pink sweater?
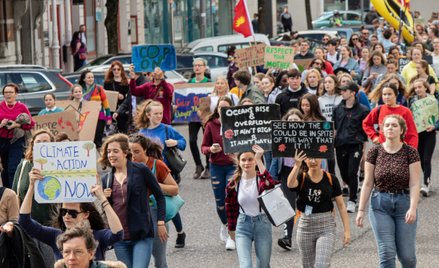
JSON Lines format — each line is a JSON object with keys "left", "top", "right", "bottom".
{"left": 0, "top": 101, "right": 35, "bottom": 139}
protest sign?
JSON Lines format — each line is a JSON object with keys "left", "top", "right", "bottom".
{"left": 33, "top": 110, "right": 79, "bottom": 140}
{"left": 220, "top": 104, "right": 280, "bottom": 154}
{"left": 132, "top": 44, "right": 176, "bottom": 72}
{"left": 410, "top": 95, "right": 439, "bottom": 133}
{"left": 57, "top": 100, "right": 101, "bottom": 141}
{"left": 264, "top": 46, "right": 295, "bottom": 69}
{"left": 271, "top": 121, "right": 334, "bottom": 158}
{"left": 173, "top": 83, "right": 215, "bottom": 123}
{"left": 398, "top": 57, "right": 410, "bottom": 73}
{"left": 33, "top": 141, "right": 97, "bottom": 203}
{"left": 104, "top": 90, "right": 119, "bottom": 112}
{"left": 235, "top": 44, "right": 266, "bottom": 68}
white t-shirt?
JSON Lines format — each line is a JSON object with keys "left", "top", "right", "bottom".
{"left": 432, "top": 53, "right": 439, "bottom": 77}
{"left": 238, "top": 177, "right": 260, "bottom": 216}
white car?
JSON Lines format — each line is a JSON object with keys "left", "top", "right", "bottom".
{"left": 186, "top": 34, "right": 270, "bottom": 53}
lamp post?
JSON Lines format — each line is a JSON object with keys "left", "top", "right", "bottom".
{"left": 51, "top": 0, "right": 60, "bottom": 68}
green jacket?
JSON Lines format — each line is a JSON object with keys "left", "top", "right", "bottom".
{"left": 12, "top": 159, "right": 58, "bottom": 226}
{"left": 239, "top": 84, "right": 266, "bottom": 105}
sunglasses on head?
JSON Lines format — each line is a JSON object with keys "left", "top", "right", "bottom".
{"left": 60, "top": 208, "right": 83, "bottom": 218}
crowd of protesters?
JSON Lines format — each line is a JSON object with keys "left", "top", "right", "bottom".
{"left": 1, "top": 9, "right": 439, "bottom": 268}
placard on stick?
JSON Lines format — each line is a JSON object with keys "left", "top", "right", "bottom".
{"left": 132, "top": 44, "right": 177, "bottom": 72}
{"left": 271, "top": 121, "right": 334, "bottom": 158}
{"left": 220, "top": 104, "right": 280, "bottom": 154}
{"left": 264, "top": 46, "right": 295, "bottom": 69}
{"left": 235, "top": 44, "right": 266, "bottom": 68}
{"left": 33, "top": 141, "right": 97, "bottom": 203}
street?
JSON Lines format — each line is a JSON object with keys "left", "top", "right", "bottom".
{"left": 106, "top": 125, "right": 439, "bottom": 268}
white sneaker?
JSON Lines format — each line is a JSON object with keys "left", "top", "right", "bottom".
{"left": 420, "top": 184, "right": 430, "bottom": 197}
{"left": 225, "top": 236, "right": 236, "bottom": 251}
{"left": 220, "top": 224, "right": 228, "bottom": 242}
{"left": 347, "top": 201, "right": 356, "bottom": 213}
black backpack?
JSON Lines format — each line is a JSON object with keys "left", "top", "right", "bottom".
{"left": 0, "top": 186, "right": 5, "bottom": 200}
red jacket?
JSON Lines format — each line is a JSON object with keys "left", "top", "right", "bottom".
{"left": 362, "top": 104, "right": 418, "bottom": 148}
{"left": 225, "top": 170, "right": 278, "bottom": 231}
{"left": 130, "top": 79, "right": 174, "bottom": 124}
{"left": 201, "top": 118, "right": 234, "bottom": 166}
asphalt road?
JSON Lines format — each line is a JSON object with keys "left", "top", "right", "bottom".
{"left": 105, "top": 125, "right": 439, "bottom": 268}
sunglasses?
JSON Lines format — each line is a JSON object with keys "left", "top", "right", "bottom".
{"left": 113, "top": 68, "right": 121, "bottom": 71}
{"left": 352, "top": 38, "right": 359, "bottom": 41}
{"left": 60, "top": 208, "right": 83, "bottom": 218}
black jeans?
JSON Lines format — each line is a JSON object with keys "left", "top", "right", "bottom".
{"left": 188, "top": 121, "right": 209, "bottom": 168}
{"left": 336, "top": 144, "right": 363, "bottom": 202}
{"left": 94, "top": 119, "right": 106, "bottom": 148}
{"left": 418, "top": 130, "right": 436, "bottom": 185}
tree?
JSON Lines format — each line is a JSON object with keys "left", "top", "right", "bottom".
{"left": 83, "top": 142, "right": 95, "bottom": 157}
{"left": 305, "top": 0, "right": 312, "bottom": 29}
{"left": 34, "top": 159, "right": 48, "bottom": 170}
{"left": 105, "top": 0, "right": 119, "bottom": 54}
{"left": 258, "top": 0, "right": 265, "bottom": 34}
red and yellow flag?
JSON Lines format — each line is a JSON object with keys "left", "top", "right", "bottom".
{"left": 233, "top": 0, "right": 253, "bottom": 37}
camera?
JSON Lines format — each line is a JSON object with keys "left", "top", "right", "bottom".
{"left": 3, "top": 121, "right": 13, "bottom": 128}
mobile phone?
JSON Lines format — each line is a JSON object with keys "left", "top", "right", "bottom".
{"left": 212, "top": 143, "right": 220, "bottom": 148}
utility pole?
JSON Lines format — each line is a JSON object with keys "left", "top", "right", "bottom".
{"left": 51, "top": 0, "right": 60, "bottom": 68}
{"left": 200, "top": 0, "right": 206, "bottom": 38}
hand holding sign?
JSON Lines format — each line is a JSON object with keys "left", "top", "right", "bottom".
{"left": 252, "top": 144, "right": 265, "bottom": 160}
{"left": 29, "top": 168, "right": 43, "bottom": 186}
{"left": 294, "top": 150, "right": 307, "bottom": 166}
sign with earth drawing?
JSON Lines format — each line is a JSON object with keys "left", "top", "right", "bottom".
{"left": 33, "top": 141, "right": 97, "bottom": 203}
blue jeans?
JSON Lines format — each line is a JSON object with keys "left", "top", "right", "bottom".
{"left": 151, "top": 205, "right": 169, "bottom": 268}
{"left": 369, "top": 191, "right": 417, "bottom": 268}
{"left": 235, "top": 214, "right": 272, "bottom": 268}
{"left": 210, "top": 163, "right": 235, "bottom": 224}
{"left": 114, "top": 237, "right": 154, "bottom": 268}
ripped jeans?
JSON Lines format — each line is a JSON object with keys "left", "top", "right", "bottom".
{"left": 210, "top": 163, "right": 235, "bottom": 224}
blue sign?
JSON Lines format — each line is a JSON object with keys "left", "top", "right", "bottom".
{"left": 132, "top": 44, "right": 177, "bottom": 72}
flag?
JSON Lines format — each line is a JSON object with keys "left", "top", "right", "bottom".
{"left": 401, "top": 0, "right": 410, "bottom": 10}
{"left": 233, "top": 0, "right": 253, "bottom": 37}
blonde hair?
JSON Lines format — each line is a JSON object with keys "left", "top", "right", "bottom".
{"left": 369, "top": 74, "right": 406, "bottom": 103}
{"left": 134, "top": 100, "right": 163, "bottom": 129}
{"left": 213, "top": 76, "right": 230, "bottom": 95}
{"left": 305, "top": 69, "right": 322, "bottom": 88}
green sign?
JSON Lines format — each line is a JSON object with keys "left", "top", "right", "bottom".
{"left": 264, "top": 46, "right": 294, "bottom": 69}
{"left": 410, "top": 95, "right": 438, "bottom": 133}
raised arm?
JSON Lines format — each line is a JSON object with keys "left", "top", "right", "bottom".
{"left": 287, "top": 150, "right": 307, "bottom": 189}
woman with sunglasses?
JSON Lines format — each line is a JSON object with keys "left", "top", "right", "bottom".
{"left": 104, "top": 61, "right": 131, "bottom": 134}
{"left": 18, "top": 169, "right": 123, "bottom": 261}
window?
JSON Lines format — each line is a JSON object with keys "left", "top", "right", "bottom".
{"left": 346, "top": 13, "right": 361, "bottom": 21}
{"left": 194, "top": 46, "right": 214, "bottom": 52}
{"left": 17, "top": 73, "right": 52, "bottom": 93}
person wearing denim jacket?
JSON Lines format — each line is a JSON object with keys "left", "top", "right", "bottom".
{"left": 225, "top": 145, "right": 278, "bottom": 268}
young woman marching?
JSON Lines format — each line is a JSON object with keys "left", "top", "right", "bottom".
{"left": 287, "top": 151, "right": 350, "bottom": 268}
{"left": 225, "top": 145, "right": 278, "bottom": 268}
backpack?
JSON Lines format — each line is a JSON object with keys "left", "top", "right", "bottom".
{"left": 0, "top": 186, "right": 5, "bottom": 200}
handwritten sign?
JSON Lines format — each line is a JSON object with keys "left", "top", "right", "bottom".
{"left": 410, "top": 95, "right": 439, "bottom": 133}
{"left": 173, "top": 83, "right": 215, "bottom": 123}
{"left": 264, "top": 46, "right": 295, "bottom": 69}
{"left": 220, "top": 104, "right": 280, "bottom": 154}
{"left": 271, "top": 121, "right": 334, "bottom": 158}
{"left": 32, "top": 110, "right": 79, "bottom": 140}
{"left": 235, "top": 44, "right": 266, "bottom": 68}
{"left": 132, "top": 44, "right": 177, "bottom": 72}
{"left": 399, "top": 57, "right": 410, "bottom": 73}
{"left": 33, "top": 141, "right": 97, "bottom": 203}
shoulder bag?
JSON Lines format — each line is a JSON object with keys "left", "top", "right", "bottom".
{"left": 257, "top": 184, "right": 295, "bottom": 227}
{"left": 15, "top": 160, "right": 28, "bottom": 205}
{"left": 163, "top": 126, "right": 187, "bottom": 174}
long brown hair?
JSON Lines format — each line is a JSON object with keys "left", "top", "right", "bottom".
{"left": 369, "top": 74, "right": 406, "bottom": 103}
{"left": 25, "top": 129, "right": 55, "bottom": 162}
{"left": 99, "top": 133, "right": 132, "bottom": 168}
{"left": 204, "top": 96, "right": 233, "bottom": 127}
{"left": 128, "top": 133, "right": 164, "bottom": 160}
{"left": 134, "top": 100, "right": 163, "bottom": 129}
{"left": 52, "top": 203, "right": 106, "bottom": 232}
{"left": 104, "top": 61, "right": 129, "bottom": 85}
{"left": 298, "top": 93, "right": 326, "bottom": 121}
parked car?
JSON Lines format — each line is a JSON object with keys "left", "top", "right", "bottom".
{"left": 0, "top": 65, "right": 73, "bottom": 115}
{"left": 270, "top": 30, "right": 339, "bottom": 46}
{"left": 76, "top": 53, "right": 131, "bottom": 73}
{"left": 312, "top": 11, "right": 363, "bottom": 29}
{"left": 176, "top": 52, "right": 229, "bottom": 80}
{"left": 183, "top": 34, "right": 270, "bottom": 53}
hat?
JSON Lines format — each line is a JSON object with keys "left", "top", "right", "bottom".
{"left": 334, "top": 67, "right": 350, "bottom": 75}
{"left": 340, "top": 82, "right": 359, "bottom": 93}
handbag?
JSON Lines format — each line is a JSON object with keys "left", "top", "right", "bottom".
{"left": 163, "top": 126, "right": 187, "bottom": 174}
{"left": 15, "top": 160, "right": 28, "bottom": 206}
{"left": 79, "top": 52, "right": 87, "bottom": 60}
{"left": 151, "top": 160, "right": 185, "bottom": 222}
{"left": 257, "top": 184, "right": 295, "bottom": 227}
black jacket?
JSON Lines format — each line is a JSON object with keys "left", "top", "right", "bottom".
{"left": 275, "top": 84, "right": 308, "bottom": 116}
{"left": 102, "top": 161, "right": 165, "bottom": 240}
{"left": 0, "top": 223, "right": 45, "bottom": 268}
{"left": 333, "top": 98, "right": 369, "bottom": 147}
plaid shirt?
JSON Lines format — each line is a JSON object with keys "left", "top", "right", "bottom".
{"left": 225, "top": 169, "right": 278, "bottom": 231}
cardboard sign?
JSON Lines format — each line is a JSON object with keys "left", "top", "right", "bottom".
{"left": 173, "top": 83, "right": 215, "bottom": 123}
{"left": 57, "top": 100, "right": 101, "bottom": 142}
{"left": 132, "top": 44, "right": 177, "bottom": 72}
{"left": 33, "top": 110, "right": 79, "bottom": 140}
{"left": 235, "top": 44, "right": 266, "bottom": 68}
{"left": 264, "top": 46, "right": 295, "bottom": 69}
{"left": 33, "top": 141, "right": 97, "bottom": 203}
{"left": 410, "top": 95, "right": 439, "bottom": 133}
{"left": 399, "top": 57, "right": 410, "bottom": 73}
{"left": 220, "top": 104, "right": 280, "bottom": 154}
{"left": 271, "top": 121, "right": 334, "bottom": 158}
{"left": 104, "top": 90, "right": 119, "bottom": 112}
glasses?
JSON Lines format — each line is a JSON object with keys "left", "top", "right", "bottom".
{"left": 194, "top": 64, "right": 205, "bottom": 67}
{"left": 112, "top": 68, "right": 121, "bottom": 71}
{"left": 323, "top": 38, "right": 329, "bottom": 41}
{"left": 62, "top": 249, "right": 87, "bottom": 257}
{"left": 352, "top": 38, "right": 359, "bottom": 41}
{"left": 362, "top": 32, "right": 369, "bottom": 35}
{"left": 60, "top": 208, "right": 83, "bottom": 218}
{"left": 3, "top": 91, "right": 15, "bottom": 94}
{"left": 313, "top": 62, "right": 323, "bottom": 66}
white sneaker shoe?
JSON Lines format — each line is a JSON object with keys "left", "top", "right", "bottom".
{"left": 347, "top": 201, "right": 356, "bottom": 213}
{"left": 220, "top": 224, "right": 228, "bottom": 242}
{"left": 420, "top": 184, "right": 430, "bottom": 197}
{"left": 225, "top": 236, "right": 236, "bottom": 251}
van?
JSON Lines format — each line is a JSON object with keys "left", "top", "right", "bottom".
{"left": 186, "top": 34, "right": 270, "bottom": 53}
